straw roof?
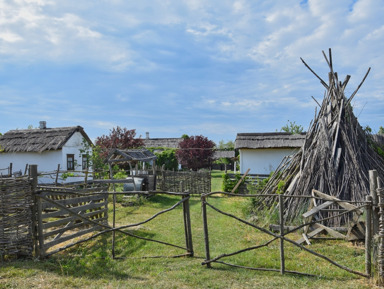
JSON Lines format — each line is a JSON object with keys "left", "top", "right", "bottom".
{"left": 235, "top": 132, "right": 306, "bottom": 149}
{"left": 212, "top": 150, "right": 235, "bottom": 159}
{"left": 107, "top": 148, "right": 157, "bottom": 163}
{"left": 0, "top": 126, "right": 92, "bottom": 153}
{"left": 143, "top": 137, "right": 183, "bottom": 149}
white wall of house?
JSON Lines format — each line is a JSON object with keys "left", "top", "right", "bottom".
{"left": 239, "top": 148, "right": 298, "bottom": 175}
{"left": 0, "top": 150, "right": 62, "bottom": 174}
{"left": 0, "top": 132, "right": 92, "bottom": 183}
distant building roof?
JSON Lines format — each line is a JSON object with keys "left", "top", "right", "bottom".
{"left": 235, "top": 132, "right": 306, "bottom": 149}
{"left": 141, "top": 132, "right": 182, "bottom": 149}
{"left": 0, "top": 125, "right": 93, "bottom": 153}
{"left": 107, "top": 148, "right": 157, "bottom": 163}
{"left": 143, "top": 138, "right": 183, "bottom": 149}
{"left": 213, "top": 150, "right": 235, "bottom": 159}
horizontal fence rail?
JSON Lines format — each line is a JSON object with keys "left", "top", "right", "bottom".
{"left": 35, "top": 187, "right": 108, "bottom": 258}
{"left": 201, "top": 191, "right": 370, "bottom": 278}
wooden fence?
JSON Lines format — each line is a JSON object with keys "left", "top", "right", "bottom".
{"left": 0, "top": 176, "right": 33, "bottom": 258}
{"left": 34, "top": 187, "right": 108, "bottom": 258}
{"left": 201, "top": 191, "right": 370, "bottom": 278}
{"left": 157, "top": 170, "right": 211, "bottom": 194}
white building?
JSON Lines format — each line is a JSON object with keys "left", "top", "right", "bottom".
{"left": 0, "top": 121, "right": 93, "bottom": 183}
{"left": 235, "top": 132, "right": 305, "bottom": 176}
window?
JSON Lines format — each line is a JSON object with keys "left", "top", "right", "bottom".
{"left": 67, "top": 154, "right": 75, "bottom": 170}
{"left": 82, "top": 154, "right": 89, "bottom": 170}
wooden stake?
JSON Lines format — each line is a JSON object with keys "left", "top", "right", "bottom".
{"left": 202, "top": 195, "right": 211, "bottom": 268}
{"left": 365, "top": 195, "right": 372, "bottom": 277}
{"left": 279, "top": 194, "right": 285, "bottom": 275}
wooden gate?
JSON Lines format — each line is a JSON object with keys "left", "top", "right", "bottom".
{"left": 35, "top": 187, "right": 108, "bottom": 258}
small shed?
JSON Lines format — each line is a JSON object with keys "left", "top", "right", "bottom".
{"left": 107, "top": 148, "right": 157, "bottom": 190}
{"left": 235, "top": 132, "right": 305, "bottom": 175}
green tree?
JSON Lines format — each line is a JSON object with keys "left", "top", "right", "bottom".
{"left": 281, "top": 120, "right": 304, "bottom": 134}
{"left": 154, "top": 148, "right": 178, "bottom": 170}
{"left": 215, "top": 140, "right": 235, "bottom": 173}
{"left": 379, "top": 126, "right": 384, "bottom": 135}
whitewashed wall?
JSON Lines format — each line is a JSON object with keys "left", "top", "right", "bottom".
{"left": 0, "top": 131, "right": 92, "bottom": 183}
{"left": 239, "top": 148, "right": 298, "bottom": 175}
{"left": 0, "top": 150, "right": 61, "bottom": 174}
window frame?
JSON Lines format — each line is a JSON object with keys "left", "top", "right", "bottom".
{"left": 67, "top": 154, "right": 75, "bottom": 171}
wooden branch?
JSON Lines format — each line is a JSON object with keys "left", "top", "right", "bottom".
{"left": 347, "top": 67, "right": 371, "bottom": 105}
{"left": 301, "top": 57, "right": 329, "bottom": 89}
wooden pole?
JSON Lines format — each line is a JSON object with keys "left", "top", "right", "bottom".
{"left": 55, "top": 164, "right": 60, "bottom": 186}
{"left": 377, "top": 178, "right": 384, "bottom": 285}
{"left": 109, "top": 163, "right": 116, "bottom": 259}
{"left": 279, "top": 194, "right": 285, "bottom": 275}
{"left": 231, "top": 168, "right": 250, "bottom": 194}
{"left": 30, "top": 165, "right": 39, "bottom": 258}
{"left": 181, "top": 182, "right": 193, "bottom": 256}
{"left": 202, "top": 195, "right": 211, "bottom": 268}
{"left": 9, "top": 163, "right": 12, "bottom": 176}
{"left": 369, "top": 170, "right": 379, "bottom": 235}
{"left": 365, "top": 195, "right": 372, "bottom": 277}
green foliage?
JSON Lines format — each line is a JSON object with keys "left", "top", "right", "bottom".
{"left": 61, "top": 172, "right": 76, "bottom": 180}
{"left": 216, "top": 140, "right": 235, "bottom": 150}
{"left": 280, "top": 120, "right": 304, "bottom": 134}
{"left": 364, "top": 125, "right": 384, "bottom": 160}
{"left": 379, "top": 126, "right": 384, "bottom": 135}
{"left": 222, "top": 173, "right": 244, "bottom": 193}
{"left": 276, "top": 180, "right": 286, "bottom": 194}
{"left": 152, "top": 148, "right": 178, "bottom": 170}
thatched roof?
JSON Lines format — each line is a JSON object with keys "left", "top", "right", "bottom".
{"left": 0, "top": 126, "right": 92, "bottom": 153}
{"left": 107, "top": 148, "right": 157, "bottom": 164}
{"left": 235, "top": 132, "right": 306, "bottom": 149}
{"left": 142, "top": 137, "right": 183, "bottom": 149}
{"left": 212, "top": 150, "right": 235, "bottom": 159}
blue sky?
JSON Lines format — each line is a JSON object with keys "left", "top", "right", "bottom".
{"left": 1, "top": 0, "right": 384, "bottom": 144}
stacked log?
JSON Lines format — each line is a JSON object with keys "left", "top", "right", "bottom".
{"left": 257, "top": 49, "right": 384, "bottom": 225}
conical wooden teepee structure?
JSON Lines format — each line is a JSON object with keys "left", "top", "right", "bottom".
{"left": 258, "top": 49, "right": 384, "bottom": 224}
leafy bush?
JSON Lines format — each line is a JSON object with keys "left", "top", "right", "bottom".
{"left": 153, "top": 148, "right": 178, "bottom": 171}
{"left": 222, "top": 173, "right": 244, "bottom": 193}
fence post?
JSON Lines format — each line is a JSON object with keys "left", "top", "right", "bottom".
{"left": 55, "top": 164, "right": 60, "bottom": 186}
{"left": 30, "top": 165, "right": 39, "bottom": 258}
{"left": 182, "top": 189, "right": 193, "bottom": 256}
{"left": 109, "top": 163, "right": 116, "bottom": 259}
{"left": 181, "top": 182, "right": 193, "bottom": 256}
{"left": 369, "top": 170, "right": 379, "bottom": 267}
{"left": 366, "top": 195, "right": 372, "bottom": 277}
{"left": 279, "top": 194, "right": 285, "bottom": 275}
{"left": 377, "top": 178, "right": 384, "bottom": 285}
{"left": 202, "top": 195, "right": 211, "bottom": 268}
{"left": 369, "top": 170, "right": 379, "bottom": 235}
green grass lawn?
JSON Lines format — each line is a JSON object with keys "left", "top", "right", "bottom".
{"left": 0, "top": 172, "right": 375, "bottom": 288}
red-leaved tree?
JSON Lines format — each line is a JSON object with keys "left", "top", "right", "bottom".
{"left": 176, "top": 135, "right": 215, "bottom": 170}
{"left": 95, "top": 127, "right": 144, "bottom": 159}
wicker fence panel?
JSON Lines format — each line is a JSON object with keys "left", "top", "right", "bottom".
{"left": 157, "top": 170, "right": 211, "bottom": 194}
{"left": 0, "top": 177, "right": 33, "bottom": 258}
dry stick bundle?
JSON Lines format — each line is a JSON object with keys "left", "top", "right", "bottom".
{"left": 257, "top": 49, "right": 384, "bottom": 226}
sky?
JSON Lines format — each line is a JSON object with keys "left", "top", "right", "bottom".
{"left": 1, "top": 0, "right": 384, "bottom": 144}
